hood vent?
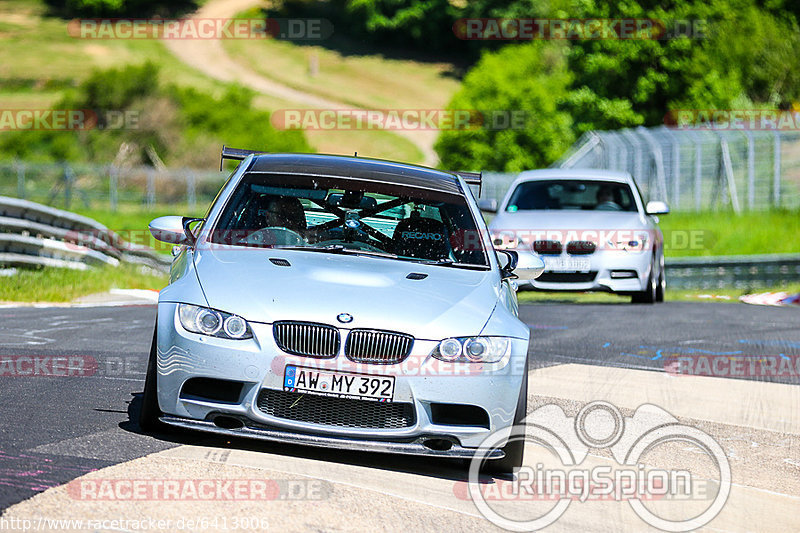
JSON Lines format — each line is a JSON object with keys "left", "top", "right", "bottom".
{"left": 269, "top": 258, "right": 291, "bottom": 267}
{"left": 406, "top": 273, "right": 428, "bottom": 280}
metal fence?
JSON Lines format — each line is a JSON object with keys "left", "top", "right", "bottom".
{"left": 552, "top": 126, "right": 800, "bottom": 211}
{"left": 5, "top": 125, "right": 800, "bottom": 213}
{"left": 0, "top": 160, "right": 226, "bottom": 211}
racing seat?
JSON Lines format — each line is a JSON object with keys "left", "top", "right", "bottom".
{"left": 391, "top": 215, "right": 451, "bottom": 261}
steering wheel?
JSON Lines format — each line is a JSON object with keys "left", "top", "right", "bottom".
{"left": 596, "top": 201, "right": 622, "bottom": 211}
{"left": 236, "top": 227, "right": 306, "bottom": 247}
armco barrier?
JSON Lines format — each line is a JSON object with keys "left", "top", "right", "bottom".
{"left": 665, "top": 254, "right": 800, "bottom": 290}
{"left": 0, "top": 196, "right": 170, "bottom": 271}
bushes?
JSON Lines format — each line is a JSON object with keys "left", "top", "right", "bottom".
{"left": 434, "top": 0, "right": 800, "bottom": 169}
{"left": 44, "top": 0, "right": 197, "bottom": 17}
{"left": 0, "top": 63, "right": 311, "bottom": 166}
{"left": 435, "top": 43, "right": 575, "bottom": 172}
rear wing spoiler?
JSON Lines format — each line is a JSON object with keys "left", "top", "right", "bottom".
{"left": 219, "top": 145, "right": 266, "bottom": 171}
{"left": 220, "top": 145, "right": 483, "bottom": 195}
{"left": 455, "top": 171, "right": 482, "bottom": 196}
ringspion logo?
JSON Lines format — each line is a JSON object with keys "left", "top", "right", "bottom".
{"left": 467, "top": 402, "right": 730, "bottom": 531}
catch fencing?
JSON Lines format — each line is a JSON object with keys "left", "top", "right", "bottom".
{"left": 0, "top": 160, "right": 225, "bottom": 211}
{"left": 552, "top": 126, "right": 800, "bottom": 211}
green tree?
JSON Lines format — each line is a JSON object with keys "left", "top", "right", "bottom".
{"left": 435, "top": 42, "right": 574, "bottom": 171}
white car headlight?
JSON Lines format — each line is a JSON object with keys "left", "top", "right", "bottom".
{"left": 178, "top": 304, "right": 252, "bottom": 339}
{"left": 431, "top": 336, "right": 511, "bottom": 363}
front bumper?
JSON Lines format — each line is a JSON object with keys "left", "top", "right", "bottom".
{"left": 160, "top": 415, "right": 504, "bottom": 459}
{"left": 521, "top": 249, "right": 652, "bottom": 293}
{"left": 155, "top": 302, "right": 528, "bottom": 451}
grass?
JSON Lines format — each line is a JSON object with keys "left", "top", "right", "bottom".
{"left": 0, "top": 262, "right": 168, "bottom": 302}
{"left": 659, "top": 210, "right": 800, "bottom": 257}
{"left": 0, "top": 1, "right": 231, "bottom": 98}
{"left": 72, "top": 205, "right": 206, "bottom": 254}
{"left": 0, "top": 1, "right": 431, "bottom": 163}
{"left": 517, "top": 284, "right": 800, "bottom": 305}
{"left": 69, "top": 206, "right": 800, "bottom": 259}
{"left": 223, "top": 8, "right": 460, "bottom": 113}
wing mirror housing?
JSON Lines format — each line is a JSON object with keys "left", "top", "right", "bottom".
{"left": 478, "top": 199, "right": 498, "bottom": 213}
{"left": 149, "top": 216, "right": 203, "bottom": 246}
{"left": 513, "top": 250, "right": 546, "bottom": 281}
{"left": 645, "top": 200, "right": 670, "bottom": 215}
{"left": 497, "top": 250, "right": 545, "bottom": 280}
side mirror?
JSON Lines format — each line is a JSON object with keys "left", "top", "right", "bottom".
{"left": 149, "top": 216, "right": 203, "bottom": 246}
{"left": 478, "top": 199, "right": 498, "bottom": 213}
{"left": 497, "top": 249, "right": 518, "bottom": 278}
{"left": 512, "top": 250, "right": 545, "bottom": 281}
{"left": 645, "top": 200, "right": 670, "bottom": 215}
{"left": 496, "top": 250, "right": 545, "bottom": 280}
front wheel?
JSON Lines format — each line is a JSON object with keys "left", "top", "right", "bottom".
{"left": 631, "top": 255, "right": 657, "bottom": 304}
{"left": 481, "top": 370, "right": 528, "bottom": 476}
{"left": 139, "top": 323, "right": 167, "bottom": 433}
{"left": 655, "top": 253, "right": 665, "bottom": 302}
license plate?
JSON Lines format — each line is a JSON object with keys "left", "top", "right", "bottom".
{"left": 544, "top": 257, "right": 591, "bottom": 272}
{"left": 283, "top": 365, "right": 395, "bottom": 402}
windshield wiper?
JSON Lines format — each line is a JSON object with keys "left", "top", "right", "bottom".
{"left": 274, "top": 245, "right": 397, "bottom": 259}
{"left": 419, "top": 258, "right": 490, "bottom": 270}
{"left": 274, "top": 246, "right": 488, "bottom": 269}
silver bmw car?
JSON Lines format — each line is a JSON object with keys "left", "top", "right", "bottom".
{"left": 483, "top": 169, "right": 669, "bottom": 303}
{"left": 140, "top": 149, "right": 544, "bottom": 473}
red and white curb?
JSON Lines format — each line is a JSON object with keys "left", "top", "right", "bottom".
{"left": 0, "top": 289, "right": 160, "bottom": 308}
{"left": 740, "top": 292, "right": 800, "bottom": 307}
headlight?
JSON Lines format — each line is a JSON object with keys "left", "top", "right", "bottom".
{"left": 178, "top": 304, "right": 252, "bottom": 339}
{"left": 431, "top": 336, "right": 511, "bottom": 363}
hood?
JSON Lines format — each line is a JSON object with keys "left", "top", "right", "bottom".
{"left": 489, "top": 210, "right": 654, "bottom": 247}
{"left": 192, "top": 246, "right": 499, "bottom": 340}
{"left": 489, "top": 210, "right": 647, "bottom": 233}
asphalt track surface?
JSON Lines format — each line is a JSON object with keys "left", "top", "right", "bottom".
{"left": 0, "top": 302, "right": 798, "bottom": 515}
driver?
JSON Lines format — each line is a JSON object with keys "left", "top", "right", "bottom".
{"left": 595, "top": 186, "right": 621, "bottom": 211}
{"left": 255, "top": 195, "right": 307, "bottom": 234}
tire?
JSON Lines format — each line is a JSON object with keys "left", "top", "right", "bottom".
{"left": 139, "top": 322, "right": 167, "bottom": 433}
{"left": 655, "top": 252, "right": 665, "bottom": 303}
{"left": 631, "top": 255, "right": 657, "bottom": 304}
{"left": 481, "top": 369, "right": 528, "bottom": 476}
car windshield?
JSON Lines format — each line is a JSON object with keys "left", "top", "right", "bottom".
{"left": 506, "top": 180, "right": 637, "bottom": 212}
{"left": 208, "top": 172, "right": 489, "bottom": 268}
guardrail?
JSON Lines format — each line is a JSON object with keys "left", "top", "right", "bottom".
{"left": 0, "top": 196, "right": 170, "bottom": 271}
{"left": 665, "top": 254, "right": 800, "bottom": 290}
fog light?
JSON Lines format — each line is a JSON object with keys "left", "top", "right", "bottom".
{"left": 610, "top": 270, "right": 638, "bottom": 279}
